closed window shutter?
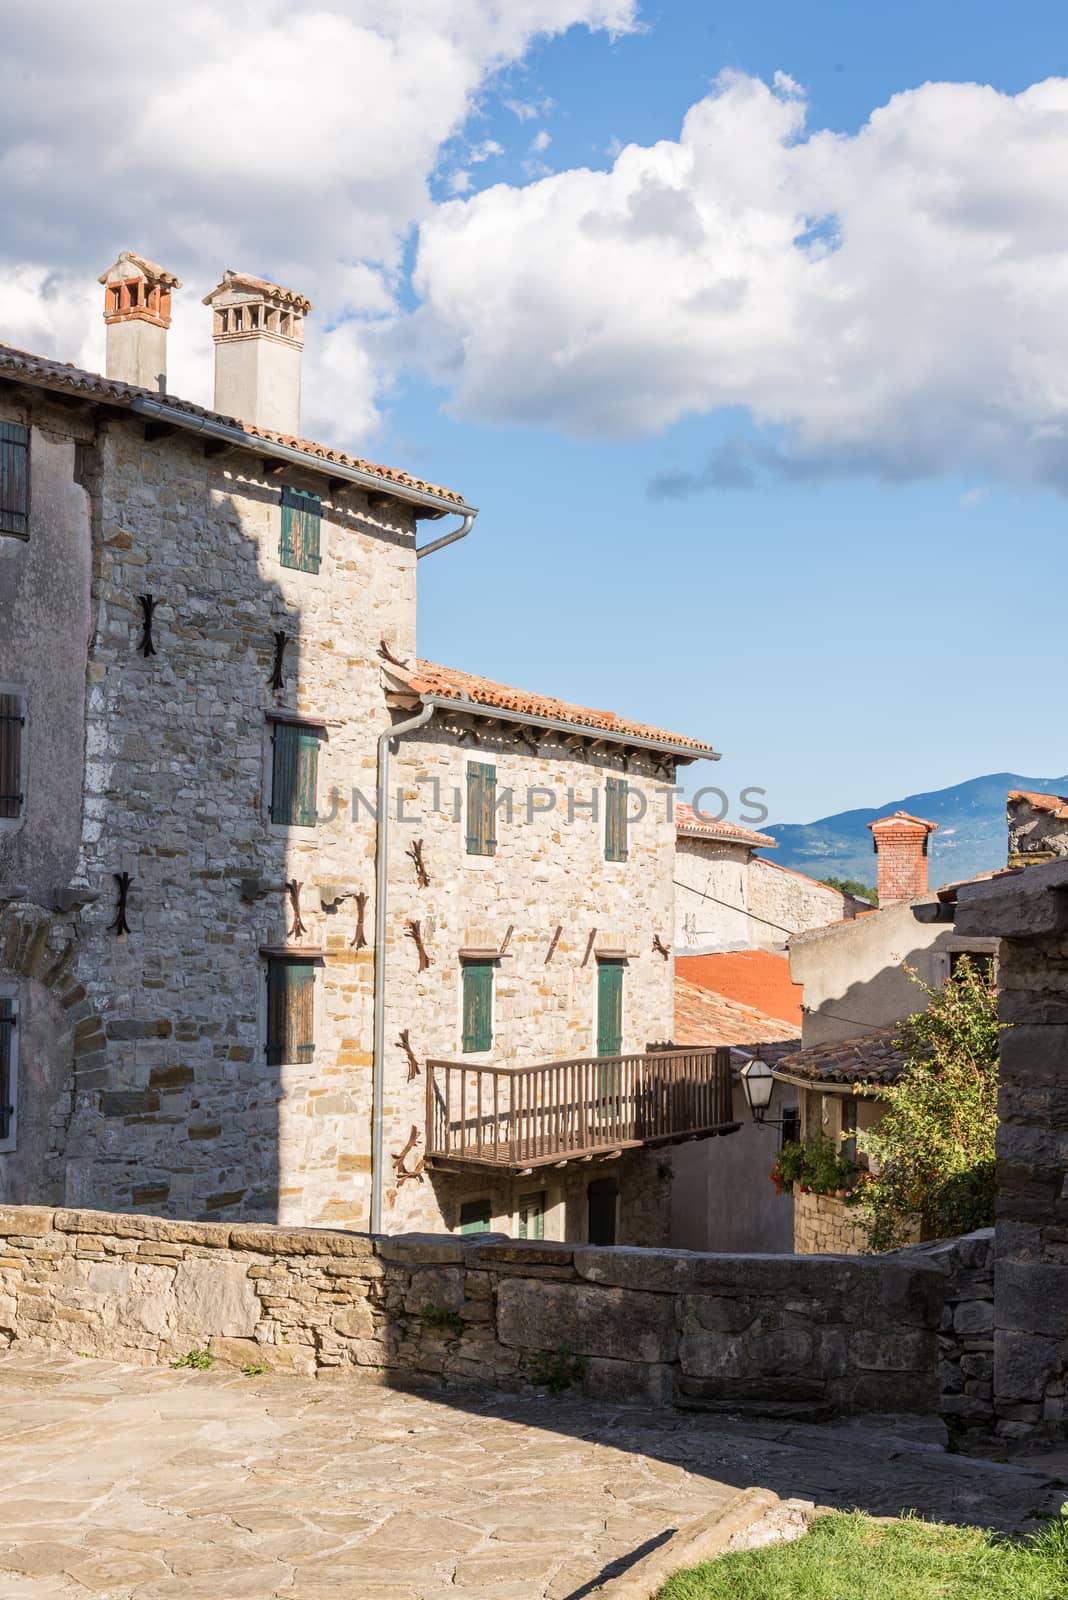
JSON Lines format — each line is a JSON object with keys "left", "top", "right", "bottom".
{"left": 266, "top": 959, "right": 315, "bottom": 1065}
{"left": 459, "top": 1198, "right": 491, "bottom": 1234}
{"left": 0, "top": 693, "right": 24, "bottom": 819}
{"left": 605, "top": 777, "right": 629, "bottom": 861}
{"left": 296, "top": 729, "right": 319, "bottom": 826}
{"left": 518, "top": 1190, "right": 545, "bottom": 1240}
{"left": 270, "top": 722, "right": 319, "bottom": 826}
{"left": 597, "top": 960, "right": 624, "bottom": 1057}
{"left": 462, "top": 962, "right": 493, "bottom": 1052}
{"left": 0, "top": 997, "right": 13, "bottom": 1140}
{"left": 0, "top": 424, "right": 29, "bottom": 538}
{"left": 280, "top": 488, "right": 322, "bottom": 573}
{"left": 466, "top": 761, "right": 496, "bottom": 855}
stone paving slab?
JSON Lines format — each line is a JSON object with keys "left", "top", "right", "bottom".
{"left": 0, "top": 1352, "right": 1063, "bottom": 1600}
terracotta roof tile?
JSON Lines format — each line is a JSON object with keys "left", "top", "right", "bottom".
{"left": 675, "top": 803, "right": 776, "bottom": 848}
{"left": 1009, "top": 789, "right": 1068, "bottom": 816}
{"left": 202, "top": 269, "right": 313, "bottom": 313}
{"left": 772, "top": 1026, "right": 907, "bottom": 1087}
{"left": 98, "top": 251, "right": 181, "bottom": 289}
{"left": 674, "top": 977, "right": 801, "bottom": 1048}
{"left": 675, "top": 950, "right": 803, "bottom": 1027}
{"left": 868, "top": 810, "right": 938, "bottom": 834}
{"left": 0, "top": 344, "right": 466, "bottom": 506}
{"left": 387, "top": 659, "right": 719, "bottom": 757}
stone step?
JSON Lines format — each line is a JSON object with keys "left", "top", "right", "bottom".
{"left": 674, "top": 1394, "right": 836, "bottom": 1425}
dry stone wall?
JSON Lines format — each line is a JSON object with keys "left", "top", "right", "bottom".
{"left": 0, "top": 1204, "right": 943, "bottom": 1415}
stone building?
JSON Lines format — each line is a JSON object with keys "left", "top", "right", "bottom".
{"left": 674, "top": 803, "right": 867, "bottom": 952}
{"left": 776, "top": 811, "right": 998, "bottom": 1253}
{"left": 1007, "top": 788, "right": 1068, "bottom": 866}
{"left": 0, "top": 253, "right": 731, "bottom": 1242}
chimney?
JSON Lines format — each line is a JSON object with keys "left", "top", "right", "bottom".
{"left": 99, "top": 251, "right": 181, "bottom": 391}
{"left": 202, "top": 270, "right": 313, "bottom": 436}
{"left": 867, "top": 811, "right": 938, "bottom": 904}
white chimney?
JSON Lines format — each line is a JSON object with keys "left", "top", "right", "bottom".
{"left": 99, "top": 251, "right": 181, "bottom": 391}
{"left": 202, "top": 270, "right": 312, "bottom": 436}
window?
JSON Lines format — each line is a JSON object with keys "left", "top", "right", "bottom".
{"left": 465, "top": 761, "right": 497, "bottom": 856}
{"left": 280, "top": 487, "right": 322, "bottom": 573}
{"left": 265, "top": 958, "right": 316, "bottom": 1065}
{"left": 780, "top": 1106, "right": 801, "bottom": 1148}
{"left": 0, "top": 691, "right": 24, "bottom": 822}
{"left": 0, "top": 423, "right": 29, "bottom": 539}
{"left": 462, "top": 960, "right": 494, "bottom": 1053}
{"left": 587, "top": 1177, "right": 617, "bottom": 1246}
{"left": 517, "top": 1190, "right": 546, "bottom": 1241}
{"left": 597, "top": 959, "right": 624, "bottom": 1058}
{"left": 459, "top": 1198, "right": 491, "bottom": 1234}
{"left": 840, "top": 1097, "right": 857, "bottom": 1165}
{"left": 605, "top": 775, "right": 628, "bottom": 862}
{"left": 950, "top": 950, "right": 995, "bottom": 985}
{"left": 0, "top": 993, "right": 18, "bottom": 1151}
{"left": 269, "top": 718, "right": 321, "bottom": 826}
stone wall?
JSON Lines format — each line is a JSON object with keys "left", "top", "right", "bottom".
{"left": 891, "top": 1231, "right": 994, "bottom": 1436}
{"left": 793, "top": 1187, "right": 871, "bottom": 1255}
{"left": 0, "top": 1204, "right": 943, "bottom": 1415}
{"left": 673, "top": 839, "right": 861, "bottom": 956}
{"left": 386, "top": 723, "right": 677, "bottom": 1232}
{"left": 956, "top": 859, "right": 1068, "bottom": 1439}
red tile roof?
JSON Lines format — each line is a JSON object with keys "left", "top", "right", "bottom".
{"left": 674, "top": 977, "right": 801, "bottom": 1048}
{"left": 0, "top": 344, "right": 467, "bottom": 507}
{"left": 675, "top": 950, "right": 804, "bottom": 1027}
{"left": 203, "top": 269, "right": 313, "bottom": 313}
{"left": 98, "top": 251, "right": 181, "bottom": 289}
{"left": 675, "top": 803, "right": 776, "bottom": 848}
{"left": 1009, "top": 789, "right": 1068, "bottom": 816}
{"left": 386, "top": 659, "right": 720, "bottom": 758}
{"left": 868, "top": 810, "right": 938, "bottom": 835}
{"left": 772, "top": 1026, "right": 907, "bottom": 1087}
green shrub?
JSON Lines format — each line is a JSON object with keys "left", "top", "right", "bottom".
{"left": 770, "top": 1133, "right": 855, "bottom": 1197}
{"left": 170, "top": 1347, "right": 212, "bottom": 1371}
{"left": 525, "top": 1344, "right": 586, "bottom": 1393}
{"left": 420, "top": 1304, "right": 465, "bottom": 1337}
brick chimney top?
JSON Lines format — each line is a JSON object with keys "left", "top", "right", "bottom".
{"left": 867, "top": 811, "right": 938, "bottom": 904}
{"left": 99, "top": 251, "right": 182, "bottom": 390}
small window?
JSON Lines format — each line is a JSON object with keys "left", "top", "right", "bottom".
{"left": 270, "top": 719, "right": 321, "bottom": 827}
{"left": 780, "top": 1106, "right": 801, "bottom": 1148}
{"left": 265, "top": 958, "right": 315, "bottom": 1065}
{"left": 587, "top": 1177, "right": 617, "bottom": 1246}
{"left": 0, "top": 690, "right": 24, "bottom": 822}
{"left": 517, "top": 1190, "right": 546, "bottom": 1241}
{"left": 950, "top": 950, "right": 995, "bottom": 985}
{"left": 465, "top": 761, "right": 497, "bottom": 856}
{"left": 280, "top": 487, "right": 322, "bottom": 573}
{"left": 0, "top": 993, "right": 18, "bottom": 1151}
{"left": 605, "top": 775, "right": 628, "bottom": 862}
{"left": 459, "top": 1198, "right": 491, "bottom": 1235}
{"left": 462, "top": 960, "right": 494, "bottom": 1053}
{"left": 0, "top": 423, "right": 29, "bottom": 539}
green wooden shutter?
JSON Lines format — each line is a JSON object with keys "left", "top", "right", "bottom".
{"left": 0, "top": 998, "right": 14, "bottom": 1141}
{"left": 0, "top": 694, "right": 23, "bottom": 819}
{"left": 0, "top": 423, "right": 29, "bottom": 538}
{"left": 605, "top": 776, "right": 629, "bottom": 862}
{"left": 459, "top": 1198, "right": 491, "bottom": 1234}
{"left": 280, "top": 487, "right": 322, "bottom": 573}
{"left": 518, "top": 1190, "right": 545, "bottom": 1240}
{"left": 266, "top": 959, "right": 315, "bottom": 1065}
{"left": 270, "top": 723, "right": 319, "bottom": 825}
{"left": 295, "top": 729, "right": 319, "bottom": 826}
{"left": 597, "top": 960, "right": 624, "bottom": 1057}
{"left": 462, "top": 961, "right": 494, "bottom": 1052}
{"left": 465, "top": 761, "right": 497, "bottom": 855}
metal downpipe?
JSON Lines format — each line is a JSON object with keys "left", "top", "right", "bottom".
{"left": 370, "top": 700, "right": 436, "bottom": 1235}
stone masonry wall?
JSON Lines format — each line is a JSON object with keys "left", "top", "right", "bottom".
{"left": 891, "top": 1230, "right": 995, "bottom": 1436}
{"left": 55, "top": 414, "right": 417, "bottom": 1230}
{"left": 0, "top": 1204, "right": 943, "bottom": 1414}
{"left": 385, "top": 723, "right": 677, "bottom": 1232}
{"left": 793, "top": 1187, "right": 871, "bottom": 1255}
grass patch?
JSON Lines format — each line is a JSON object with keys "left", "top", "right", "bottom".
{"left": 657, "top": 1509, "right": 1068, "bottom": 1600}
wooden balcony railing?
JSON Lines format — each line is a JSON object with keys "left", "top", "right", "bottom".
{"left": 425, "top": 1047, "right": 738, "bottom": 1170}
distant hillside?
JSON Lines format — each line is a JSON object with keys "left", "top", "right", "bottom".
{"left": 760, "top": 772, "right": 1068, "bottom": 890}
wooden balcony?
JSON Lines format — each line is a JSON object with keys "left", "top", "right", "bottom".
{"left": 425, "top": 1047, "right": 739, "bottom": 1171}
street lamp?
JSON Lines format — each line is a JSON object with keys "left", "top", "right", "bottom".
{"left": 740, "top": 1056, "right": 776, "bottom": 1124}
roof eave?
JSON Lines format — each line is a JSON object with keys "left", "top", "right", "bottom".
{"left": 393, "top": 688, "right": 720, "bottom": 764}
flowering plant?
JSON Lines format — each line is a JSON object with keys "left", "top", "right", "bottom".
{"left": 769, "top": 1133, "right": 855, "bottom": 1197}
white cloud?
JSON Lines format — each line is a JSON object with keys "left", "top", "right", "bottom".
{"left": 530, "top": 129, "right": 552, "bottom": 153}
{"left": 413, "top": 70, "right": 1068, "bottom": 490}
{"left": 449, "top": 171, "right": 474, "bottom": 195}
{"left": 959, "top": 487, "right": 990, "bottom": 508}
{"left": 469, "top": 140, "right": 505, "bottom": 163}
{"left": 504, "top": 96, "right": 555, "bottom": 121}
{"left": 0, "top": 0, "right": 636, "bottom": 443}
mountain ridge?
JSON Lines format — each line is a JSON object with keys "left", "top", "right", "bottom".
{"left": 760, "top": 771, "right": 1068, "bottom": 889}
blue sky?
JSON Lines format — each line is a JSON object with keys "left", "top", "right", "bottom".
{"left": 5, "top": 2, "right": 1068, "bottom": 826}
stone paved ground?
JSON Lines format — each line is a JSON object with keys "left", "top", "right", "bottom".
{"left": 0, "top": 1352, "right": 1064, "bottom": 1600}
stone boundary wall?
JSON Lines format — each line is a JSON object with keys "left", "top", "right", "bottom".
{"left": 0, "top": 1205, "right": 945, "bottom": 1414}
{"left": 890, "top": 1230, "right": 994, "bottom": 1434}
{"left": 793, "top": 1187, "right": 870, "bottom": 1255}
